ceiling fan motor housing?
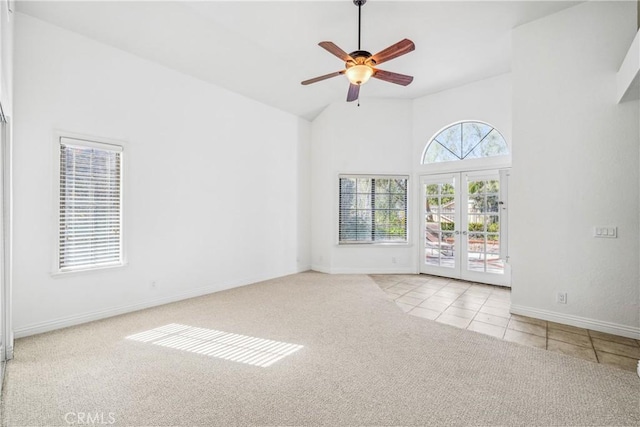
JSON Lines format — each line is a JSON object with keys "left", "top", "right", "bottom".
{"left": 346, "top": 50, "right": 376, "bottom": 68}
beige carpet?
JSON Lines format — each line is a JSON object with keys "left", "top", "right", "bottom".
{"left": 2, "top": 272, "right": 639, "bottom": 426}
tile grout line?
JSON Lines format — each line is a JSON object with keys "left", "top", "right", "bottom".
{"left": 588, "top": 329, "right": 600, "bottom": 363}
{"left": 380, "top": 275, "right": 638, "bottom": 370}
{"left": 544, "top": 321, "right": 548, "bottom": 350}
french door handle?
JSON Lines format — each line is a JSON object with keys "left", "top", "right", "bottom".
{"left": 462, "top": 231, "right": 468, "bottom": 235}
{"left": 454, "top": 230, "right": 460, "bottom": 235}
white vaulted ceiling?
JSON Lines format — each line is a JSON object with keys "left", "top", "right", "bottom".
{"left": 17, "top": 1, "right": 581, "bottom": 120}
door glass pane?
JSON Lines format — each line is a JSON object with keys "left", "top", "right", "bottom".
{"left": 467, "top": 233, "right": 485, "bottom": 272}
{"left": 466, "top": 178, "right": 503, "bottom": 274}
{"left": 425, "top": 178, "right": 456, "bottom": 268}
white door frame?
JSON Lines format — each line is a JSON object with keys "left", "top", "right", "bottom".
{"left": 0, "top": 112, "right": 12, "bottom": 384}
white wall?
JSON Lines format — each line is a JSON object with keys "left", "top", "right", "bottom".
{"left": 310, "top": 76, "right": 513, "bottom": 276}
{"left": 13, "top": 14, "right": 311, "bottom": 337}
{"left": 297, "top": 119, "right": 312, "bottom": 271}
{"left": 311, "top": 99, "right": 414, "bottom": 274}
{"left": 511, "top": 1, "right": 640, "bottom": 337}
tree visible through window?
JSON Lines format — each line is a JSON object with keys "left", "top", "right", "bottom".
{"left": 423, "top": 121, "right": 508, "bottom": 164}
{"left": 339, "top": 176, "right": 408, "bottom": 243}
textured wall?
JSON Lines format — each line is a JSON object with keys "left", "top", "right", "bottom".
{"left": 13, "top": 14, "right": 311, "bottom": 336}
{"left": 511, "top": 1, "right": 639, "bottom": 335}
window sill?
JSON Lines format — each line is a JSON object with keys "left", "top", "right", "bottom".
{"left": 51, "top": 262, "right": 128, "bottom": 278}
{"left": 337, "top": 242, "right": 412, "bottom": 247}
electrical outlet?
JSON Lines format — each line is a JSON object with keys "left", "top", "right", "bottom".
{"left": 391, "top": 257, "right": 397, "bottom": 264}
{"left": 556, "top": 292, "right": 567, "bottom": 304}
{"left": 150, "top": 281, "right": 157, "bottom": 289}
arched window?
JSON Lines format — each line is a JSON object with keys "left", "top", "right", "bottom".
{"left": 422, "top": 121, "right": 508, "bottom": 164}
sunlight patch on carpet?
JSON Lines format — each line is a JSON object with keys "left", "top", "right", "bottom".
{"left": 126, "top": 323, "right": 303, "bottom": 367}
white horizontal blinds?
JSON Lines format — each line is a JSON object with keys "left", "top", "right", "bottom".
{"left": 339, "top": 177, "right": 372, "bottom": 242}
{"left": 59, "top": 137, "right": 123, "bottom": 271}
{"left": 339, "top": 175, "right": 408, "bottom": 243}
{"left": 373, "top": 178, "right": 408, "bottom": 241}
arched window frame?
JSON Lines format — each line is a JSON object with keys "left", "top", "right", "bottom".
{"left": 419, "top": 120, "right": 511, "bottom": 173}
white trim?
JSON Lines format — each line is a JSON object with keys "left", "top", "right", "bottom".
{"left": 13, "top": 269, "right": 301, "bottom": 338}
{"left": 421, "top": 120, "right": 511, "bottom": 164}
{"left": 336, "top": 173, "right": 411, "bottom": 246}
{"left": 311, "top": 265, "right": 331, "bottom": 274}
{"left": 60, "top": 137, "right": 123, "bottom": 153}
{"left": 319, "top": 267, "right": 415, "bottom": 275}
{"left": 417, "top": 120, "right": 511, "bottom": 176}
{"left": 1, "top": 116, "right": 11, "bottom": 362}
{"left": 510, "top": 304, "right": 640, "bottom": 340}
{"left": 616, "top": 28, "right": 639, "bottom": 103}
{"left": 50, "top": 262, "right": 129, "bottom": 278}
{"left": 416, "top": 156, "right": 511, "bottom": 175}
{"left": 295, "top": 265, "right": 312, "bottom": 274}
{"left": 339, "top": 173, "right": 408, "bottom": 180}
{"left": 52, "top": 131, "right": 127, "bottom": 275}
{"left": 337, "top": 242, "right": 413, "bottom": 248}
{"left": 498, "top": 169, "right": 509, "bottom": 261}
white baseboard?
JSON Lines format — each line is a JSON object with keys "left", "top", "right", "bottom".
{"left": 13, "top": 270, "right": 300, "bottom": 339}
{"left": 330, "top": 267, "right": 415, "bottom": 274}
{"left": 310, "top": 264, "right": 330, "bottom": 274}
{"left": 296, "top": 265, "right": 312, "bottom": 273}
{"left": 311, "top": 265, "right": 415, "bottom": 275}
{"left": 510, "top": 304, "right": 640, "bottom": 340}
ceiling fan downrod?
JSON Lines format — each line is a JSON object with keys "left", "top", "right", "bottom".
{"left": 354, "top": 0, "right": 366, "bottom": 50}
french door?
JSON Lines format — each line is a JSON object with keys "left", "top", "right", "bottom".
{"left": 420, "top": 170, "right": 510, "bottom": 286}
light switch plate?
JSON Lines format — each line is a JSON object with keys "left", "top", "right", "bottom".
{"left": 594, "top": 226, "right": 617, "bottom": 238}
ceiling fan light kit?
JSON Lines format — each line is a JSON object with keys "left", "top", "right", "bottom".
{"left": 301, "top": 0, "right": 415, "bottom": 103}
{"left": 345, "top": 64, "right": 373, "bottom": 85}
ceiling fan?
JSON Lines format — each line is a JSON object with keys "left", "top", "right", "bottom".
{"left": 301, "top": 0, "right": 415, "bottom": 103}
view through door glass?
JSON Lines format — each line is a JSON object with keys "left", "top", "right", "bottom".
{"left": 425, "top": 178, "right": 456, "bottom": 269}
{"left": 466, "top": 176, "right": 503, "bottom": 275}
{"left": 421, "top": 171, "right": 509, "bottom": 286}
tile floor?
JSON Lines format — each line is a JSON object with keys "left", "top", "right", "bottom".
{"left": 371, "top": 274, "right": 640, "bottom": 373}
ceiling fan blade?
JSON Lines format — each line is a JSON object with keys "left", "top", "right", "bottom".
{"left": 319, "top": 41, "right": 355, "bottom": 62}
{"left": 372, "top": 69, "right": 413, "bottom": 86}
{"left": 347, "top": 84, "right": 360, "bottom": 102}
{"left": 301, "top": 70, "right": 345, "bottom": 86}
{"left": 371, "top": 39, "right": 415, "bottom": 66}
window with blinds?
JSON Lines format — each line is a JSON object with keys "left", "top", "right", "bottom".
{"left": 339, "top": 175, "right": 408, "bottom": 244}
{"left": 58, "top": 137, "right": 123, "bottom": 272}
